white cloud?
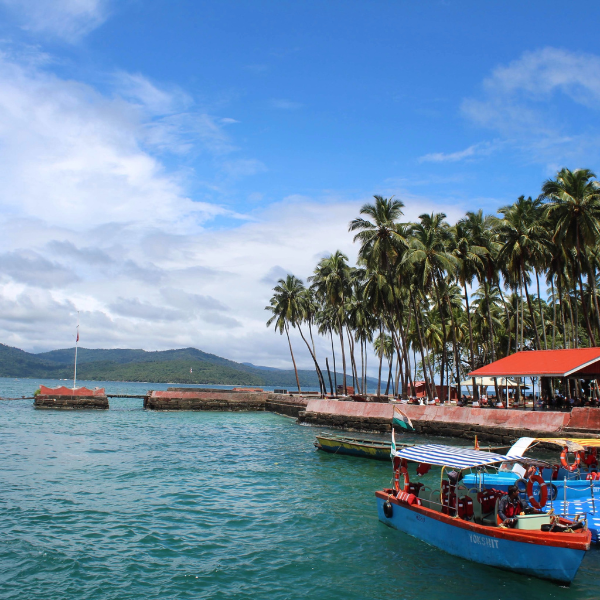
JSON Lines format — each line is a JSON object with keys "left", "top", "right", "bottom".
{"left": 419, "top": 142, "right": 497, "bottom": 163}
{"left": 0, "top": 0, "right": 110, "bottom": 42}
{"left": 461, "top": 47, "right": 600, "bottom": 165}
{"left": 0, "top": 50, "right": 464, "bottom": 374}
{"left": 0, "top": 54, "right": 235, "bottom": 232}
{"left": 269, "top": 99, "right": 303, "bottom": 110}
{"left": 220, "top": 158, "right": 267, "bottom": 178}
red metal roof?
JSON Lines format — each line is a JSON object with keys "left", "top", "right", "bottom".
{"left": 468, "top": 348, "right": 600, "bottom": 378}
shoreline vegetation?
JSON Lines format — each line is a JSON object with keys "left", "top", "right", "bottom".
{"left": 267, "top": 168, "right": 600, "bottom": 402}
{"left": 0, "top": 344, "right": 362, "bottom": 388}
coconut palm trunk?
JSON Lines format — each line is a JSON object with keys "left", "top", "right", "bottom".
{"left": 576, "top": 225, "right": 596, "bottom": 345}
{"left": 411, "top": 292, "right": 434, "bottom": 401}
{"left": 551, "top": 276, "right": 557, "bottom": 349}
{"left": 483, "top": 279, "right": 500, "bottom": 402}
{"left": 535, "top": 270, "right": 548, "bottom": 350}
{"left": 285, "top": 323, "right": 301, "bottom": 393}
{"left": 338, "top": 321, "right": 348, "bottom": 395}
{"left": 297, "top": 323, "right": 326, "bottom": 395}
{"left": 463, "top": 283, "right": 478, "bottom": 401}
{"left": 325, "top": 357, "right": 333, "bottom": 395}
{"left": 385, "top": 356, "right": 393, "bottom": 395}
{"left": 587, "top": 259, "right": 600, "bottom": 344}
{"left": 522, "top": 259, "right": 541, "bottom": 350}
{"left": 377, "top": 320, "right": 383, "bottom": 396}
{"left": 330, "top": 331, "right": 338, "bottom": 394}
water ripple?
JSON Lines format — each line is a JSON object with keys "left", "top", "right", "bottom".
{"left": 2, "top": 378, "right": 600, "bottom": 599}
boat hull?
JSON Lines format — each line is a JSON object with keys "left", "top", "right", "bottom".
{"left": 315, "top": 437, "right": 391, "bottom": 460}
{"left": 376, "top": 494, "right": 588, "bottom": 584}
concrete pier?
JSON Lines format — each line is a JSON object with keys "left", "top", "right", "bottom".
{"left": 144, "top": 389, "right": 308, "bottom": 416}
{"left": 297, "top": 400, "right": 595, "bottom": 444}
{"left": 34, "top": 386, "right": 109, "bottom": 409}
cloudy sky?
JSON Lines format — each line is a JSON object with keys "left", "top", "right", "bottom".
{"left": 0, "top": 1, "right": 599, "bottom": 370}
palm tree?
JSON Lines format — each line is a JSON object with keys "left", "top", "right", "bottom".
{"left": 496, "top": 196, "right": 549, "bottom": 351}
{"left": 309, "top": 251, "right": 352, "bottom": 394}
{"left": 265, "top": 275, "right": 304, "bottom": 392}
{"left": 349, "top": 195, "right": 407, "bottom": 272}
{"left": 451, "top": 220, "right": 486, "bottom": 398}
{"left": 407, "top": 213, "right": 457, "bottom": 400}
{"left": 543, "top": 168, "right": 600, "bottom": 346}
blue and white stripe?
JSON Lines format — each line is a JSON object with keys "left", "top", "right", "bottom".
{"left": 394, "top": 444, "right": 509, "bottom": 469}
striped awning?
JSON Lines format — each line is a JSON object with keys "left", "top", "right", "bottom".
{"left": 536, "top": 438, "right": 600, "bottom": 452}
{"left": 394, "top": 444, "right": 510, "bottom": 469}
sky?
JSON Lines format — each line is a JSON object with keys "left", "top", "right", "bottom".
{"left": 0, "top": 0, "right": 600, "bottom": 371}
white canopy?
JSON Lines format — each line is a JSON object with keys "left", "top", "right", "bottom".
{"left": 459, "top": 376, "right": 521, "bottom": 388}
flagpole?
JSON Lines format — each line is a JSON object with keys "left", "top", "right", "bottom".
{"left": 73, "top": 312, "right": 79, "bottom": 390}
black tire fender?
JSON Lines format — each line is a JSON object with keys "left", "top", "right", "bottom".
{"left": 383, "top": 500, "right": 393, "bottom": 518}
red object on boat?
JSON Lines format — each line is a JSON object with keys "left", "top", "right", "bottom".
{"left": 469, "top": 348, "right": 600, "bottom": 378}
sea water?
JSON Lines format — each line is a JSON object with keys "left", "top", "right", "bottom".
{"left": 1, "top": 377, "right": 599, "bottom": 599}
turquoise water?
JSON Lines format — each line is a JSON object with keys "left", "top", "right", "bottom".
{"left": 1, "top": 378, "right": 600, "bottom": 599}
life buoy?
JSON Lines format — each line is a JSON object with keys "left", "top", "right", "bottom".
{"left": 383, "top": 500, "right": 393, "bottom": 518}
{"left": 400, "top": 466, "right": 410, "bottom": 492}
{"left": 393, "top": 465, "right": 410, "bottom": 493}
{"left": 560, "top": 447, "right": 581, "bottom": 472}
{"left": 526, "top": 473, "right": 548, "bottom": 509}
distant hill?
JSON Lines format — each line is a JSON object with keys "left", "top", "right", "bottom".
{"left": 0, "top": 343, "right": 375, "bottom": 388}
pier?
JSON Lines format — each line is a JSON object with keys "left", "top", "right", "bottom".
{"left": 34, "top": 385, "right": 109, "bottom": 410}
{"left": 20, "top": 383, "right": 600, "bottom": 442}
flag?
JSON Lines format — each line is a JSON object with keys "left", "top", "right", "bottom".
{"left": 390, "top": 427, "right": 396, "bottom": 458}
{"left": 76, "top": 328, "right": 79, "bottom": 343}
{"left": 392, "top": 405, "right": 414, "bottom": 432}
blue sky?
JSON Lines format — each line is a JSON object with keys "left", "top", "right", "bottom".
{"left": 0, "top": 1, "right": 599, "bottom": 370}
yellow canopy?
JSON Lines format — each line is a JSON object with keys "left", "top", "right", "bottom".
{"left": 536, "top": 438, "right": 600, "bottom": 452}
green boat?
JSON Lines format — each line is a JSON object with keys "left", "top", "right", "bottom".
{"left": 314, "top": 434, "right": 404, "bottom": 461}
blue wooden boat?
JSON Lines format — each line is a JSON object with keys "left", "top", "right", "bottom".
{"left": 376, "top": 444, "right": 591, "bottom": 584}
{"left": 464, "top": 436, "right": 600, "bottom": 499}
{"left": 463, "top": 436, "right": 600, "bottom": 542}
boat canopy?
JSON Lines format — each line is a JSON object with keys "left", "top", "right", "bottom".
{"left": 393, "top": 444, "right": 525, "bottom": 470}
{"left": 506, "top": 436, "right": 600, "bottom": 456}
{"left": 536, "top": 438, "right": 600, "bottom": 452}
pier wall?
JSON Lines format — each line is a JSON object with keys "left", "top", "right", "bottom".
{"left": 34, "top": 386, "right": 108, "bottom": 410}
{"left": 144, "top": 390, "right": 310, "bottom": 417}
{"left": 298, "top": 400, "right": 574, "bottom": 443}
{"left": 144, "top": 390, "right": 269, "bottom": 411}
{"left": 265, "top": 396, "right": 309, "bottom": 418}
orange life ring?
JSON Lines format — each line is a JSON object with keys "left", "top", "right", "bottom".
{"left": 400, "top": 466, "right": 410, "bottom": 492}
{"left": 526, "top": 473, "right": 548, "bottom": 509}
{"left": 560, "top": 447, "right": 581, "bottom": 472}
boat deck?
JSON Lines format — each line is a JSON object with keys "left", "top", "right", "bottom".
{"left": 553, "top": 499, "right": 600, "bottom": 543}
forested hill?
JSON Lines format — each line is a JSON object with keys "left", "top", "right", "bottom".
{"left": 0, "top": 344, "right": 372, "bottom": 388}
